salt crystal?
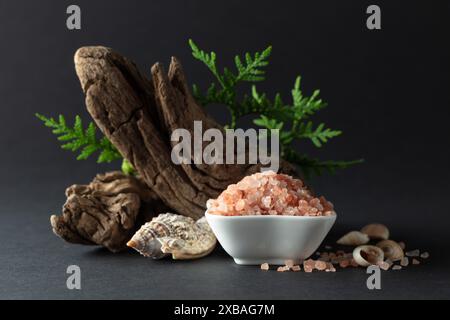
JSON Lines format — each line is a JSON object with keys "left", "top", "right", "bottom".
{"left": 400, "top": 257, "right": 409, "bottom": 267}
{"left": 420, "top": 252, "right": 429, "bottom": 259}
{"left": 377, "top": 261, "right": 390, "bottom": 270}
{"left": 261, "top": 196, "right": 272, "bottom": 208}
{"left": 325, "top": 245, "right": 333, "bottom": 250}
{"left": 235, "top": 199, "right": 246, "bottom": 211}
{"left": 392, "top": 265, "right": 402, "bottom": 270}
{"left": 260, "top": 263, "right": 270, "bottom": 271}
{"left": 304, "top": 258, "right": 315, "bottom": 267}
{"left": 291, "top": 265, "right": 301, "bottom": 272}
{"left": 412, "top": 258, "right": 420, "bottom": 265}
{"left": 304, "top": 265, "right": 313, "bottom": 273}
{"left": 406, "top": 249, "right": 420, "bottom": 257}
{"left": 315, "top": 260, "right": 327, "bottom": 271}
{"left": 277, "top": 266, "right": 288, "bottom": 272}
{"left": 207, "top": 171, "right": 336, "bottom": 216}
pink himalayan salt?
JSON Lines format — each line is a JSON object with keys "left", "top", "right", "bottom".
{"left": 315, "top": 260, "right": 327, "bottom": 271}
{"left": 206, "top": 171, "right": 336, "bottom": 216}
{"left": 291, "top": 265, "right": 301, "bottom": 272}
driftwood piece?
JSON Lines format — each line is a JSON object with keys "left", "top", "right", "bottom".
{"left": 50, "top": 171, "right": 167, "bottom": 252}
{"left": 74, "top": 46, "right": 296, "bottom": 220}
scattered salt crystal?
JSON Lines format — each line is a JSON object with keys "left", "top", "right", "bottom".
{"left": 412, "top": 258, "right": 420, "bottom": 265}
{"left": 406, "top": 249, "right": 420, "bottom": 257}
{"left": 377, "top": 261, "right": 390, "bottom": 270}
{"left": 392, "top": 265, "right": 402, "bottom": 270}
{"left": 277, "top": 266, "right": 288, "bottom": 272}
{"left": 304, "top": 265, "right": 313, "bottom": 273}
{"left": 315, "top": 260, "right": 327, "bottom": 271}
{"left": 304, "top": 259, "right": 315, "bottom": 267}
{"left": 400, "top": 257, "right": 409, "bottom": 267}
{"left": 325, "top": 245, "right": 333, "bottom": 250}
{"left": 260, "top": 263, "right": 269, "bottom": 271}
{"left": 420, "top": 252, "right": 429, "bottom": 259}
{"left": 291, "top": 265, "right": 301, "bottom": 272}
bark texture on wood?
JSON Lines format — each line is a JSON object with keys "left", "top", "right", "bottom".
{"left": 74, "top": 46, "right": 296, "bottom": 220}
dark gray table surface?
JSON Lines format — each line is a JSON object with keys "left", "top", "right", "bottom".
{"left": 1, "top": 168, "right": 449, "bottom": 300}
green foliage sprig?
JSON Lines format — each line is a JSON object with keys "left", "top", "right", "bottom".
{"left": 35, "top": 113, "right": 122, "bottom": 163}
{"left": 35, "top": 40, "right": 362, "bottom": 179}
{"left": 189, "top": 39, "right": 362, "bottom": 177}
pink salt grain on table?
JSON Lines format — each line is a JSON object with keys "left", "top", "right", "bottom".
{"left": 206, "top": 171, "right": 336, "bottom": 216}
{"left": 260, "top": 263, "right": 270, "bottom": 271}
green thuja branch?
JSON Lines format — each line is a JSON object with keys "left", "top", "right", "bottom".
{"left": 190, "top": 39, "right": 272, "bottom": 128}
{"left": 189, "top": 40, "right": 362, "bottom": 177}
{"left": 35, "top": 113, "right": 134, "bottom": 174}
{"left": 283, "top": 149, "right": 363, "bottom": 179}
{"left": 36, "top": 40, "right": 362, "bottom": 179}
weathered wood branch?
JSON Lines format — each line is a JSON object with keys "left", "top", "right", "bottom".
{"left": 50, "top": 46, "right": 297, "bottom": 252}
{"left": 50, "top": 171, "right": 168, "bottom": 252}
{"left": 74, "top": 46, "right": 295, "bottom": 219}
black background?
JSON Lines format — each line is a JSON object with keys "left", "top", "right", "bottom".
{"left": 0, "top": 0, "right": 449, "bottom": 299}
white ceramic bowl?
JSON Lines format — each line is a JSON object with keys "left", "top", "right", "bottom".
{"left": 205, "top": 212, "right": 336, "bottom": 265}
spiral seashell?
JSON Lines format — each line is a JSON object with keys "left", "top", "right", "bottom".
{"left": 376, "top": 240, "right": 404, "bottom": 261}
{"left": 127, "top": 213, "right": 216, "bottom": 260}
{"left": 353, "top": 245, "right": 384, "bottom": 267}
{"left": 361, "top": 223, "right": 389, "bottom": 240}
{"left": 336, "top": 231, "right": 370, "bottom": 246}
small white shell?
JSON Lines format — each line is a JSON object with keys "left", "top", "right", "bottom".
{"left": 376, "top": 240, "right": 404, "bottom": 261}
{"left": 336, "top": 231, "right": 370, "bottom": 246}
{"left": 127, "top": 213, "right": 216, "bottom": 260}
{"left": 361, "top": 223, "right": 389, "bottom": 240}
{"left": 353, "top": 245, "right": 384, "bottom": 267}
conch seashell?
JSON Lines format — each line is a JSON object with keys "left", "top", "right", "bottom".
{"left": 127, "top": 213, "right": 216, "bottom": 260}
{"left": 376, "top": 240, "right": 404, "bottom": 261}
{"left": 353, "top": 245, "right": 384, "bottom": 267}
{"left": 361, "top": 223, "right": 389, "bottom": 240}
{"left": 336, "top": 231, "right": 370, "bottom": 246}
